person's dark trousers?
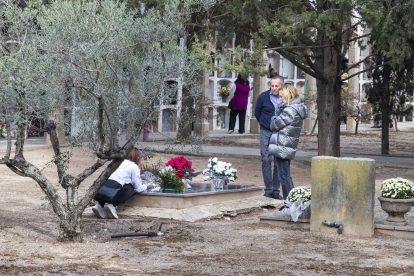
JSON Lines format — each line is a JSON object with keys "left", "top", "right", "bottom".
{"left": 260, "top": 129, "right": 281, "bottom": 196}
{"left": 275, "top": 157, "right": 294, "bottom": 200}
{"left": 229, "top": 109, "right": 246, "bottom": 133}
{"left": 95, "top": 179, "right": 135, "bottom": 207}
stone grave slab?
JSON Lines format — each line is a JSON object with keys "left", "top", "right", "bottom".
{"left": 121, "top": 183, "right": 264, "bottom": 209}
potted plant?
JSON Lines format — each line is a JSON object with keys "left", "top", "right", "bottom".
{"left": 156, "top": 166, "right": 186, "bottom": 193}
{"left": 267, "top": 64, "right": 279, "bottom": 78}
{"left": 202, "top": 157, "right": 238, "bottom": 189}
{"left": 286, "top": 186, "right": 311, "bottom": 221}
{"left": 378, "top": 178, "right": 414, "bottom": 225}
{"left": 219, "top": 87, "right": 230, "bottom": 102}
{"left": 165, "top": 156, "right": 195, "bottom": 176}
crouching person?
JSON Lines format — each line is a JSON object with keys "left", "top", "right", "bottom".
{"left": 92, "top": 148, "right": 153, "bottom": 219}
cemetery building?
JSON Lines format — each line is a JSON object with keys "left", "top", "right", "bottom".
{"left": 152, "top": 31, "right": 376, "bottom": 135}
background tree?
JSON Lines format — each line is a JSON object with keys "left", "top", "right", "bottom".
{"left": 0, "top": 0, "right": 202, "bottom": 242}
{"left": 169, "top": 0, "right": 373, "bottom": 156}
{"left": 359, "top": 0, "right": 414, "bottom": 154}
{"left": 125, "top": 0, "right": 218, "bottom": 141}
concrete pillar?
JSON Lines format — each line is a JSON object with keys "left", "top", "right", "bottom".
{"left": 302, "top": 74, "right": 317, "bottom": 132}
{"left": 346, "top": 116, "right": 356, "bottom": 131}
{"left": 346, "top": 39, "right": 360, "bottom": 131}
{"left": 310, "top": 156, "right": 376, "bottom": 237}
{"left": 46, "top": 100, "right": 65, "bottom": 146}
{"left": 194, "top": 69, "right": 209, "bottom": 136}
{"left": 250, "top": 52, "right": 268, "bottom": 134}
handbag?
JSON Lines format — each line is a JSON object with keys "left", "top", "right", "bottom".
{"left": 227, "top": 98, "right": 234, "bottom": 109}
{"left": 228, "top": 84, "right": 242, "bottom": 109}
{"left": 95, "top": 185, "right": 119, "bottom": 202}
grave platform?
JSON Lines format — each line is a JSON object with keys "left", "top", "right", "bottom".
{"left": 82, "top": 184, "right": 276, "bottom": 222}
{"left": 259, "top": 212, "right": 414, "bottom": 239}
{"left": 121, "top": 183, "right": 265, "bottom": 209}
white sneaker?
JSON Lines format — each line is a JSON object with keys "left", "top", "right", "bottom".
{"left": 104, "top": 204, "right": 119, "bottom": 219}
{"left": 227, "top": 130, "right": 234, "bottom": 134}
{"left": 92, "top": 203, "right": 108, "bottom": 219}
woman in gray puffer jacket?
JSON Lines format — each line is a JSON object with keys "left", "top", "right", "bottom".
{"left": 269, "top": 86, "right": 308, "bottom": 206}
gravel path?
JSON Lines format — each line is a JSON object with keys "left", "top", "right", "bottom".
{"left": 0, "top": 147, "right": 413, "bottom": 275}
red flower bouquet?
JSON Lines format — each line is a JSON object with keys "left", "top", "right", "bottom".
{"left": 165, "top": 156, "right": 195, "bottom": 177}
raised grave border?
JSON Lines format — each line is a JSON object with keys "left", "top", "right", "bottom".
{"left": 121, "top": 183, "right": 265, "bottom": 209}
{"left": 259, "top": 212, "right": 414, "bottom": 239}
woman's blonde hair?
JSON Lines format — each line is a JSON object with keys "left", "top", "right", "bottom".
{"left": 126, "top": 147, "right": 142, "bottom": 168}
{"left": 280, "top": 85, "right": 299, "bottom": 105}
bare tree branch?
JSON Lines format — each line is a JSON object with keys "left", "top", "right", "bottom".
{"left": 97, "top": 98, "right": 105, "bottom": 156}
{"left": 14, "top": 122, "right": 26, "bottom": 160}
{"left": 76, "top": 158, "right": 124, "bottom": 213}
{"left": 347, "top": 33, "right": 370, "bottom": 43}
{"left": 6, "top": 163, "right": 26, "bottom": 176}
{"left": 265, "top": 44, "right": 335, "bottom": 51}
{"left": 44, "top": 120, "right": 66, "bottom": 182}
{"left": 341, "top": 62, "right": 389, "bottom": 81}
{"left": 341, "top": 55, "right": 373, "bottom": 75}
{"left": 5, "top": 118, "right": 12, "bottom": 159}
{"left": 275, "top": 49, "right": 329, "bottom": 83}
{"left": 73, "top": 159, "right": 107, "bottom": 185}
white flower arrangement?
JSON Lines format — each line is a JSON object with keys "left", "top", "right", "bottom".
{"left": 202, "top": 157, "right": 238, "bottom": 181}
{"left": 160, "top": 166, "right": 173, "bottom": 174}
{"left": 380, "top": 178, "right": 414, "bottom": 199}
{"left": 287, "top": 186, "right": 311, "bottom": 203}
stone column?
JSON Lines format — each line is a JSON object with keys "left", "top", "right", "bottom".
{"left": 250, "top": 52, "right": 268, "bottom": 134}
{"left": 194, "top": 69, "right": 209, "bottom": 136}
{"left": 346, "top": 40, "right": 360, "bottom": 131}
{"left": 303, "top": 75, "right": 317, "bottom": 133}
{"left": 310, "top": 156, "right": 376, "bottom": 237}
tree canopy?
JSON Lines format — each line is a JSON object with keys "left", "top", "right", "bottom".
{"left": 0, "top": 0, "right": 203, "bottom": 242}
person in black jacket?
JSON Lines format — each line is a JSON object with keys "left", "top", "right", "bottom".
{"left": 254, "top": 76, "right": 284, "bottom": 200}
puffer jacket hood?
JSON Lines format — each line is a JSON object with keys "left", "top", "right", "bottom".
{"left": 268, "top": 97, "right": 308, "bottom": 160}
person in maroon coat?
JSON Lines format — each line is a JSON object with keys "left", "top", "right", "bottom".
{"left": 228, "top": 75, "right": 251, "bottom": 134}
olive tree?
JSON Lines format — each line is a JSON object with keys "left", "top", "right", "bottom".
{"left": 0, "top": 0, "right": 206, "bottom": 242}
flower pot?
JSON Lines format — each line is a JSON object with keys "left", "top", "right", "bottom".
{"left": 221, "top": 98, "right": 227, "bottom": 103}
{"left": 213, "top": 178, "right": 225, "bottom": 190}
{"left": 378, "top": 196, "right": 414, "bottom": 225}
{"left": 162, "top": 189, "right": 182, "bottom": 194}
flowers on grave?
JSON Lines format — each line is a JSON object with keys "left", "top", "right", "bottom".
{"left": 341, "top": 72, "right": 349, "bottom": 78}
{"left": 268, "top": 64, "right": 279, "bottom": 78}
{"left": 156, "top": 166, "right": 186, "bottom": 192}
{"left": 286, "top": 186, "right": 311, "bottom": 222}
{"left": 202, "top": 157, "right": 238, "bottom": 181}
{"left": 217, "top": 114, "right": 222, "bottom": 127}
{"left": 287, "top": 186, "right": 311, "bottom": 203}
{"left": 380, "top": 178, "right": 414, "bottom": 199}
{"left": 219, "top": 87, "right": 230, "bottom": 101}
{"left": 0, "top": 122, "right": 5, "bottom": 138}
{"left": 165, "top": 156, "right": 195, "bottom": 176}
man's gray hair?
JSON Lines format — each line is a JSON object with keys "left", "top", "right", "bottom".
{"left": 271, "top": 76, "right": 284, "bottom": 84}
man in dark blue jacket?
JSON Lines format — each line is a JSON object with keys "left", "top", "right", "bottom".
{"left": 254, "top": 76, "right": 284, "bottom": 199}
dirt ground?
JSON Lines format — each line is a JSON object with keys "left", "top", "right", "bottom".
{"left": 1, "top": 146, "right": 414, "bottom": 275}
{"left": 206, "top": 130, "right": 414, "bottom": 156}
